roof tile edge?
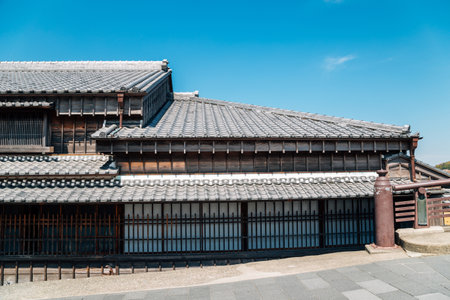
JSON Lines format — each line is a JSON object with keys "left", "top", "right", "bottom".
{"left": 0, "top": 60, "right": 170, "bottom": 71}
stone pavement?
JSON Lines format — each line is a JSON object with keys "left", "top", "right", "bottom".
{"left": 57, "top": 255, "right": 450, "bottom": 300}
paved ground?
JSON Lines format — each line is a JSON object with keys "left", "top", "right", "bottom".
{"left": 2, "top": 251, "right": 449, "bottom": 300}
{"left": 55, "top": 255, "right": 450, "bottom": 300}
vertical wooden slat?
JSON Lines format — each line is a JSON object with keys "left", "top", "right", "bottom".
{"left": 147, "top": 213, "right": 150, "bottom": 254}
{"left": 75, "top": 210, "right": 78, "bottom": 254}
{"left": 319, "top": 201, "right": 325, "bottom": 248}
{"left": 60, "top": 119, "right": 64, "bottom": 153}
{"left": 51, "top": 213, "right": 55, "bottom": 255}
{"left": 15, "top": 262, "right": 19, "bottom": 284}
{"left": 0, "top": 263, "right": 3, "bottom": 286}
{"left": 42, "top": 112, "right": 47, "bottom": 146}
{"left": 127, "top": 214, "right": 131, "bottom": 254}
{"left": 29, "top": 263, "right": 33, "bottom": 282}
{"left": 13, "top": 214, "right": 17, "bottom": 254}
{"left": 0, "top": 211, "right": 3, "bottom": 255}
{"left": 241, "top": 202, "right": 248, "bottom": 251}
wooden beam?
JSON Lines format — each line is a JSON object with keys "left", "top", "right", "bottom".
{"left": 0, "top": 146, "right": 54, "bottom": 153}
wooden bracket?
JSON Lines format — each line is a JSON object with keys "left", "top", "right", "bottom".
{"left": 410, "top": 137, "right": 419, "bottom": 182}
{"left": 118, "top": 93, "right": 125, "bottom": 128}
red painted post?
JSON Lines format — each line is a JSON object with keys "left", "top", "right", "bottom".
{"left": 374, "top": 170, "right": 395, "bottom": 247}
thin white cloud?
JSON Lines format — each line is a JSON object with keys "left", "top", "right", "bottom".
{"left": 379, "top": 57, "right": 394, "bottom": 63}
{"left": 323, "top": 55, "right": 356, "bottom": 71}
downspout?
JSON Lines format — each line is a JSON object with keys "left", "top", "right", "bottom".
{"left": 410, "top": 137, "right": 419, "bottom": 182}
{"left": 118, "top": 93, "right": 124, "bottom": 128}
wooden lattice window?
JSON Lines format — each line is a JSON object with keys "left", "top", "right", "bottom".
{"left": 0, "top": 111, "right": 49, "bottom": 152}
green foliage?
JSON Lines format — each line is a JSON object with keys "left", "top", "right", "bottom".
{"left": 436, "top": 161, "right": 450, "bottom": 170}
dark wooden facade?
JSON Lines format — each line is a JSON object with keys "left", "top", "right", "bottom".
{"left": 1, "top": 199, "right": 374, "bottom": 256}
{"left": 116, "top": 152, "right": 384, "bottom": 174}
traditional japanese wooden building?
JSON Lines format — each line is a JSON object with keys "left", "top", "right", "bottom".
{"left": 0, "top": 61, "right": 426, "bottom": 261}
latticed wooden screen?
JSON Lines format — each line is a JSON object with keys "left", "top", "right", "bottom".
{"left": 0, "top": 200, "right": 374, "bottom": 256}
{"left": 0, "top": 112, "right": 43, "bottom": 146}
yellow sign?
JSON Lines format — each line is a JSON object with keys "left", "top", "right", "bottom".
{"left": 445, "top": 212, "right": 450, "bottom": 226}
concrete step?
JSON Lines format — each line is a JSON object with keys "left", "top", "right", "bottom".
{"left": 396, "top": 226, "right": 450, "bottom": 254}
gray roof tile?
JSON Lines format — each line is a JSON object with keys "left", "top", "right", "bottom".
{"left": 0, "top": 61, "right": 170, "bottom": 94}
{"left": 0, "top": 99, "right": 53, "bottom": 108}
{"left": 92, "top": 95, "right": 412, "bottom": 139}
{"left": 0, "top": 172, "right": 410, "bottom": 203}
{"left": 0, "top": 155, "right": 118, "bottom": 178}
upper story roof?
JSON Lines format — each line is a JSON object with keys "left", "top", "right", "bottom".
{"left": 93, "top": 93, "right": 414, "bottom": 140}
{"left": 0, "top": 60, "right": 171, "bottom": 94}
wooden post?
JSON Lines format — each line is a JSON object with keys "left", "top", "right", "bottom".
{"left": 241, "top": 202, "right": 248, "bottom": 251}
{"left": 42, "top": 112, "right": 47, "bottom": 148}
{"left": 410, "top": 137, "right": 419, "bottom": 182}
{"left": 318, "top": 201, "right": 325, "bottom": 248}
{"left": 118, "top": 93, "right": 124, "bottom": 128}
{"left": 374, "top": 170, "right": 395, "bottom": 247}
{"left": 15, "top": 262, "right": 18, "bottom": 284}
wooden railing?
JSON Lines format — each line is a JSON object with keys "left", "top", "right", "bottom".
{"left": 392, "top": 179, "right": 450, "bottom": 228}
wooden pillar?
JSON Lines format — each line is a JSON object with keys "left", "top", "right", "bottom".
{"left": 410, "top": 137, "right": 419, "bottom": 182}
{"left": 241, "top": 202, "right": 248, "bottom": 251}
{"left": 42, "top": 112, "right": 47, "bottom": 148}
{"left": 318, "top": 200, "right": 325, "bottom": 248}
{"left": 118, "top": 93, "right": 124, "bottom": 128}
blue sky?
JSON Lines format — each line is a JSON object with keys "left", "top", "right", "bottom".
{"left": 0, "top": 0, "right": 449, "bottom": 164}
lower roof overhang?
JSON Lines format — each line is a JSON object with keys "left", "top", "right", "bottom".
{"left": 0, "top": 172, "right": 412, "bottom": 204}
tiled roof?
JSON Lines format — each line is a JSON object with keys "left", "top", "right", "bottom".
{"left": 0, "top": 155, "right": 118, "bottom": 178}
{"left": 386, "top": 153, "right": 450, "bottom": 179}
{"left": 0, "top": 172, "right": 410, "bottom": 203}
{"left": 92, "top": 95, "right": 412, "bottom": 139}
{"left": 0, "top": 61, "right": 170, "bottom": 94}
{"left": 0, "top": 99, "right": 53, "bottom": 108}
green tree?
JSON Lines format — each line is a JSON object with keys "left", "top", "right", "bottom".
{"left": 436, "top": 161, "right": 450, "bottom": 170}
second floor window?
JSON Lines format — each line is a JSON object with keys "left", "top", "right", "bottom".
{"left": 0, "top": 112, "right": 44, "bottom": 146}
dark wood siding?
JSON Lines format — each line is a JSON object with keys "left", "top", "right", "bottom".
{"left": 97, "top": 139, "right": 411, "bottom": 154}
{"left": 56, "top": 96, "right": 143, "bottom": 116}
{"left": 142, "top": 78, "right": 172, "bottom": 125}
{"left": 116, "top": 152, "right": 383, "bottom": 174}
{"left": 50, "top": 114, "right": 103, "bottom": 154}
